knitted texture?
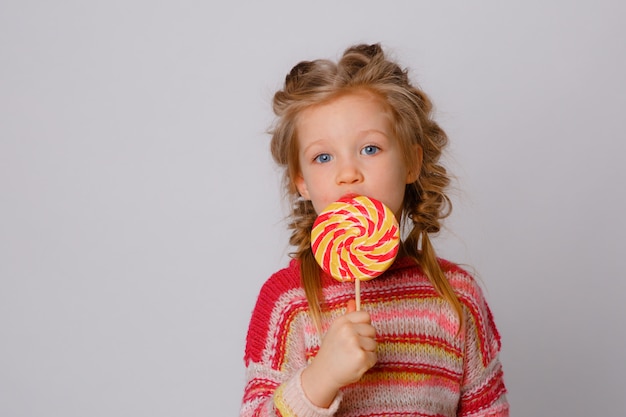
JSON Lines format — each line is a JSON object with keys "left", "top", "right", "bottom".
{"left": 241, "top": 257, "right": 509, "bottom": 417}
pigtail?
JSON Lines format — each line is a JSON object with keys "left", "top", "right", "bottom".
{"left": 286, "top": 198, "right": 324, "bottom": 333}
{"left": 300, "top": 250, "right": 324, "bottom": 334}
{"left": 420, "top": 232, "right": 464, "bottom": 329}
{"left": 405, "top": 229, "right": 465, "bottom": 332}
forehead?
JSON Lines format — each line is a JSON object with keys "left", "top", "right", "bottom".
{"left": 295, "top": 91, "right": 392, "bottom": 140}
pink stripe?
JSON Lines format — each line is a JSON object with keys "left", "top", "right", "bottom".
{"left": 374, "top": 306, "right": 460, "bottom": 336}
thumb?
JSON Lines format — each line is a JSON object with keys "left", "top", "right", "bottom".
{"left": 346, "top": 299, "right": 357, "bottom": 313}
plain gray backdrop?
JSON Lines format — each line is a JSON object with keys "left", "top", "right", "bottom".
{"left": 1, "top": 1, "right": 625, "bottom": 416}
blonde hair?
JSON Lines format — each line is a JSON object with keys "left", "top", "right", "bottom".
{"left": 270, "top": 43, "right": 463, "bottom": 330}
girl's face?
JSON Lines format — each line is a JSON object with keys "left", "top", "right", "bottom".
{"left": 294, "top": 91, "right": 420, "bottom": 220}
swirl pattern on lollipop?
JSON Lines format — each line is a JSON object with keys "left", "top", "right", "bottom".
{"left": 311, "top": 195, "right": 400, "bottom": 282}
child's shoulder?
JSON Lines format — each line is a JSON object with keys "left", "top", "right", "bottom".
{"left": 439, "top": 259, "right": 489, "bottom": 307}
{"left": 440, "top": 258, "right": 502, "bottom": 347}
{"left": 258, "top": 258, "right": 303, "bottom": 296}
{"left": 390, "top": 256, "right": 492, "bottom": 309}
{"left": 250, "top": 259, "right": 305, "bottom": 319}
{"left": 244, "top": 259, "right": 306, "bottom": 365}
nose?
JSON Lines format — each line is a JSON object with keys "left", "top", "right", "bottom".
{"left": 336, "top": 159, "right": 363, "bottom": 185}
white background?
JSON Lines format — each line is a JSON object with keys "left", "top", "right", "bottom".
{"left": 1, "top": 1, "right": 625, "bottom": 416}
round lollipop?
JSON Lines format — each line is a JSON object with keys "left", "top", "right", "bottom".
{"left": 311, "top": 195, "right": 400, "bottom": 310}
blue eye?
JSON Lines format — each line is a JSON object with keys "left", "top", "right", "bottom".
{"left": 361, "top": 145, "right": 380, "bottom": 155}
{"left": 314, "top": 153, "right": 332, "bottom": 163}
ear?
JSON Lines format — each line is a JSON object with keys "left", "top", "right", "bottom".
{"left": 406, "top": 144, "right": 423, "bottom": 184}
{"left": 294, "top": 174, "right": 311, "bottom": 200}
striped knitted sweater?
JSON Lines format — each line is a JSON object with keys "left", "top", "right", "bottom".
{"left": 241, "top": 257, "right": 509, "bottom": 417}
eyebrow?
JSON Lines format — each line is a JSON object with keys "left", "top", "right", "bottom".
{"left": 360, "top": 129, "right": 389, "bottom": 139}
{"left": 301, "top": 129, "right": 389, "bottom": 150}
{"left": 300, "top": 139, "right": 327, "bottom": 155}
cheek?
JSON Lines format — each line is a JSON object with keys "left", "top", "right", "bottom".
{"left": 310, "top": 194, "right": 331, "bottom": 214}
{"left": 386, "top": 172, "right": 409, "bottom": 214}
{"left": 311, "top": 189, "right": 338, "bottom": 214}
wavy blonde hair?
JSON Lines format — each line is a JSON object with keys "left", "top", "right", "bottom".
{"left": 270, "top": 43, "right": 463, "bottom": 330}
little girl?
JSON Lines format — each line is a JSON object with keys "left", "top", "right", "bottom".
{"left": 240, "top": 43, "right": 509, "bottom": 417}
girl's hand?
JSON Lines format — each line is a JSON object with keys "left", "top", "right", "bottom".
{"left": 300, "top": 300, "right": 377, "bottom": 408}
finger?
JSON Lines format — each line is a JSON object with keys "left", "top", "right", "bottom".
{"left": 354, "top": 323, "right": 376, "bottom": 338}
{"left": 346, "top": 299, "right": 356, "bottom": 313}
{"left": 362, "top": 350, "right": 378, "bottom": 370}
{"left": 359, "top": 336, "right": 378, "bottom": 352}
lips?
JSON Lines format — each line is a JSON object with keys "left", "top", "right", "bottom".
{"left": 340, "top": 192, "right": 360, "bottom": 200}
